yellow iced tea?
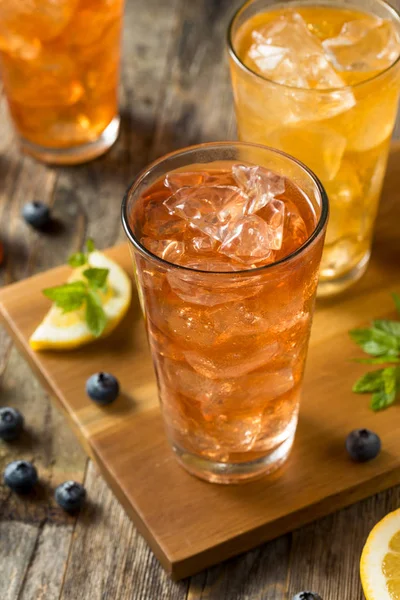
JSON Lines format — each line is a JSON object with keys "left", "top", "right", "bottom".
{"left": 229, "top": 1, "right": 400, "bottom": 295}
{"left": 0, "top": 0, "right": 123, "bottom": 163}
{"left": 122, "top": 143, "right": 328, "bottom": 483}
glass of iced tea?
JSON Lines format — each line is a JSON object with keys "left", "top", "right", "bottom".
{"left": 122, "top": 142, "right": 328, "bottom": 484}
{"left": 228, "top": 0, "right": 400, "bottom": 296}
{"left": 0, "top": 0, "right": 123, "bottom": 164}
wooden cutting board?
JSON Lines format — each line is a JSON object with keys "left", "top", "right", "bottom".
{"left": 1, "top": 144, "right": 400, "bottom": 580}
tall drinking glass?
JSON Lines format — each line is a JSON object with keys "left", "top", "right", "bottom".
{"left": 122, "top": 142, "right": 328, "bottom": 484}
{"left": 0, "top": 0, "right": 123, "bottom": 164}
{"left": 228, "top": 0, "right": 400, "bottom": 296}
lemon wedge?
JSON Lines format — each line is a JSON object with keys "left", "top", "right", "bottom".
{"left": 361, "top": 508, "right": 400, "bottom": 599}
{"left": 30, "top": 251, "right": 132, "bottom": 351}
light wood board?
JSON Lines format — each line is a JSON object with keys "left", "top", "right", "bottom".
{"left": 1, "top": 144, "right": 400, "bottom": 580}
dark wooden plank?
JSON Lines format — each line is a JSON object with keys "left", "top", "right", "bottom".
{"left": 59, "top": 462, "right": 188, "bottom": 600}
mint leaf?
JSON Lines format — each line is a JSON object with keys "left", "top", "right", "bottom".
{"left": 383, "top": 366, "right": 398, "bottom": 394}
{"left": 68, "top": 252, "right": 87, "bottom": 268}
{"left": 370, "top": 389, "right": 395, "bottom": 411}
{"left": 86, "top": 238, "right": 95, "bottom": 253}
{"left": 393, "top": 293, "right": 400, "bottom": 316}
{"left": 353, "top": 369, "right": 384, "bottom": 393}
{"left": 373, "top": 319, "right": 400, "bottom": 338}
{"left": 85, "top": 291, "right": 107, "bottom": 337}
{"left": 352, "top": 356, "right": 400, "bottom": 364}
{"left": 349, "top": 327, "right": 398, "bottom": 356}
{"left": 83, "top": 268, "right": 109, "bottom": 290}
{"left": 43, "top": 281, "right": 87, "bottom": 313}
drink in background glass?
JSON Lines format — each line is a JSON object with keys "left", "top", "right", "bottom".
{"left": 122, "top": 143, "right": 328, "bottom": 484}
{"left": 0, "top": 0, "right": 123, "bottom": 164}
{"left": 228, "top": 0, "right": 400, "bottom": 296}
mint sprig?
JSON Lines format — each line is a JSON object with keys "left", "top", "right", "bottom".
{"left": 43, "top": 240, "right": 110, "bottom": 337}
{"left": 351, "top": 294, "right": 400, "bottom": 411}
{"left": 68, "top": 238, "right": 96, "bottom": 268}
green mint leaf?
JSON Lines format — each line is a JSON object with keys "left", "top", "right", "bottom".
{"left": 369, "top": 367, "right": 398, "bottom": 411}
{"left": 86, "top": 238, "right": 95, "bottom": 253}
{"left": 85, "top": 290, "right": 107, "bottom": 337}
{"left": 373, "top": 319, "right": 400, "bottom": 338}
{"left": 383, "top": 366, "right": 398, "bottom": 394}
{"left": 43, "top": 281, "right": 87, "bottom": 313}
{"left": 349, "top": 327, "right": 398, "bottom": 356}
{"left": 68, "top": 252, "right": 87, "bottom": 268}
{"left": 370, "top": 389, "right": 395, "bottom": 411}
{"left": 83, "top": 268, "right": 109, "bottom": 290}
{"left": 352, "top": 369, "right": 384, "bottom": 393}
{"left": 352, "top": 356, "right": 400, "bottom": 364}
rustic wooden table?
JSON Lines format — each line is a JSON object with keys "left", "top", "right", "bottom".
{"left": 1, "top": 0, "right": 400, "bottom": 598}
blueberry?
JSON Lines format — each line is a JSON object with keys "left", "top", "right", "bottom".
{"left": 0, "top": 407, "right": 24, "bottom": 441}
{"left": 346, "top": 428, "right": 381, "bottom": 462}
{"left": 86, "top": 372, "right": 119, "bottom": 405}
{"left": 293, "top": 593, "right": 323, "bottom": 600}
{"left": 55, "top": 481, "right": 86, "bottom": 512}
{"left": 22, "top": 201, "right": 51, "bottom": 229}
{"left": 4, "top": 460, "right": 38, "bottom": 493}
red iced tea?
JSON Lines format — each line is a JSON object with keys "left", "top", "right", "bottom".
{"left": 123, "top": 144, "right": 327, "bottom": 483}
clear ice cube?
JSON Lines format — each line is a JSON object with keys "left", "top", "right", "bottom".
{"left": 247, "top": 11, "right": 348, "bottom": 89}
{"left": 232, "top": 164, "right": 285, "bottom": 214}
{"left": 267, "top": 123, "right": 347, "bottom": 181}
{"left": 165, "top": 171, "right": 208, "bottom": 193}
{"left": 322, "top": 19, "right": 400, "bottom": 72}
{"left": 184, "top": 341, "right": 279, "bottom": 379}
{"left": 245, "top": 11, "right": 356, "bottom": 120}
{"left": 141, "top": 238, "right": 185, "bottom": 263}
{"left": 164, "top": 185, "right": 248, "bottom": 242}
{"left": 220, "top": 214, "right": 281, "bottom": 264}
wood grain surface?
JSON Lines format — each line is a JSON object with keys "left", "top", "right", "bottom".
{"left": 2, "top": 183, "right": 400, "bottom": 579}
{"left": 1, "top": 0, "right": 400, "bottom": 597}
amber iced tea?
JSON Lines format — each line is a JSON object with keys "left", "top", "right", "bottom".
{"left": 123, "top": 144, "right": 328, "bottom": 483}
{"left": 0, "top": 0, "right": 123, "bottom": 163}
{"left": 229, "top": 0, "right": 400, "bottom": 295}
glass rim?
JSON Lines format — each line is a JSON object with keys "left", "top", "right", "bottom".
{"left": 227, "top": 0, "right": 400, "bottom": 93}
{"left": 121, "top": 141, "right": 329, "bottom": 276}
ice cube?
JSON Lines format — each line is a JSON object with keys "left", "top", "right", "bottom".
{"left": 247, "top": 11, "right": 348, "bottom": 89}
{"left": 322, "top": 19, "right": 400, "bottom": 72}
{"left": 0, "top": 0, "right": 79, "bottom": 49}
{"left": 141, "top": 238, "right": 185, "bottom": 263}
{"left": 164, "top": 185, "right": 248, "bottom": 242}
{"left": 245, "top": 11, "right": 356, "bottom": 120}
{"left": 220, "top": 215, "right": 277, "bottom": 264}
{"left": 165, "top": 171, "right": 208, "bottom": 193}
{"left": 1, "top": 51, "right": 84, "bottom": 107}
{"left": 284, "top": 211, "right": 309, "bottom": 249}
{"left": 166, "top": 305, "right": 221, "bottom": 348}
{"left": 191, "top": 236, "right": 217, "bottom": 252}
{"left": 232, "top": 164, "right": 285, "bottom": 214}
{"left": 267, "top": 123, "right": 347, "bottom": 181}
{"left": 167, "top": 267, "right": 263, "bottom": 305}
{"left": 184, "top": 341, "right": 279, "bottom": 379}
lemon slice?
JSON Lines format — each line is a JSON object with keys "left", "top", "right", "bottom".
{"left": 361, "top": 508, "right": 400, "bottom": 599}
{"left": 30, "top": 251, "right": 132, "bottom": 351}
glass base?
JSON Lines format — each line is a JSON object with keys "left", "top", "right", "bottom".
{"left": 19, "top": 116, "right": 120, "bottom": 165}
{"left": 317, "top": 250, "right": 370, "bottom": 298}
{"left": 173, "top": 433, "right": 295, "bottom": 484}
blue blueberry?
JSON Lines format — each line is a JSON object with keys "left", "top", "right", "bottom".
{"left": 4, "top": 460, "right": 38, "bottom": 493}
{"left": 293, "top": 593, "right": 323, "bottom": 600}
{"left": 22, "top": 201, "right": 51, "bottom": 229}
{"left": 86, "top": 372, "right": 119, "bottom": 405}
{"left": 346, "top": 428, "right": 381, "bottom": 462}
{"left": 55, "top": 481, "right": 86, "bottom": 512}
{"left": 0, "top": 407, "right": 24, "bottom": 441}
